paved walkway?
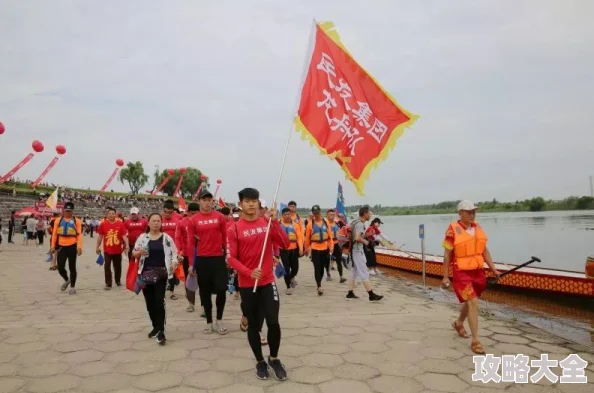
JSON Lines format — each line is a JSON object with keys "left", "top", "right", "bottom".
{"left": 0, "top": 240, "right": 593, "bottom": 393}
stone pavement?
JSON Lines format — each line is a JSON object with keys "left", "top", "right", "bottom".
{"left": 0, "top": 241, "right": 593, "bottom": 393}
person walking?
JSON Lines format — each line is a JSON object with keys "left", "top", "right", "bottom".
{"left": 441, "top": 200, "right": 500, "bottom": 354}
{"left": 345, "top": 206, "right": 383, "bottom": 302}
{"left": 132, "top": 213, "right": 179, "bottom": 345}
{"left": 50, "top": 202, "right": 83, "bottom": 295}
{"left": 227, "top": 187, "right": 290, "bottom": 380}
{"left": 96, "top": 207, "right": 129, "bottom": 289}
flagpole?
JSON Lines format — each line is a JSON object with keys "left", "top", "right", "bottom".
{"left": 253, "top": 19, "right": 318, "bottom": 292}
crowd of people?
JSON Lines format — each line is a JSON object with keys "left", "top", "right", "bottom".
{"left": 2, "top": 183, "right": 502, "bottom": 371}
{"left": 37, "top": 187, "right": 390, "bottom": 381}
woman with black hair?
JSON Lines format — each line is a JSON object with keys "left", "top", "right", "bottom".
{"left": 132, "top": 213, "right": 178, "bottom": 345}
{"left": 365, "top": 217, "right": 383, "bottom": 275}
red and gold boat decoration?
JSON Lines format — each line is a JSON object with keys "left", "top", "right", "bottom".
{"left": 375, "top": 248, "right": 594, "bottom": 298}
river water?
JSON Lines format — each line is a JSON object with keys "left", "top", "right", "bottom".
{"left": 377, "top": 210, "right": 594, "bottom": 273}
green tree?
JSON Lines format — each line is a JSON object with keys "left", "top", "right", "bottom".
{"left": 118, "top": 161, "right": 149, "bottom": 195}
{"left": 528, "top": 197, "right": 546, "bottom": 212}
{"left": 576, "top": 196, "right": 594, "bottom": 210}
{"left": 154, "top": 167, "right": 210, "bottom": 198}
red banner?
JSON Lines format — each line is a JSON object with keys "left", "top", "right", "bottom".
{"left": 294, "top": 21, "right": 418, "bottom": 195}
{"left": 31, "top": 156, "right": 60, "bottom": 188}
{"left": 35, "top": 201, "right": 64, "bottom": 214}
{"left": 0, "top": 153, "right": 35, "bottom": 184}
{"left": 173, "top": 174, "right": 184, "bottom": 197}
{"left": 192, "top": 181, "right": 204, "bottom": 200}
{"left": 100, "top": 167, "right": 120, "bottom": 193}
{"left": 152, "top": 175, "right": 173, "bottom": 196}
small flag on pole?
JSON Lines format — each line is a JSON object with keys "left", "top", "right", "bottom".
{"left": 46, "top": 187, "right": 59, "bottom": 210}
{"left": 336, "top": 181, "right": 347, "bottom": 223}
{"left": 294, "top": 21, "right": 419, "bottom": 195}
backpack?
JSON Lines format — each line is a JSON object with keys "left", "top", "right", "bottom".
{"left": 337, "top": 219, "right": 360, "bottom": 249}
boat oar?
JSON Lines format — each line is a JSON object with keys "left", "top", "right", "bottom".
{"left": 486, "top": 256, "right": 541, "bottom": 285}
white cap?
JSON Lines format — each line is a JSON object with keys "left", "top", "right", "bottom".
{"left": 260, "top": 199, "right": 267, "bottom": 208}
{"left": 179, "top": 208, "right": 186, "bottom": 212}
{"left": 457, "top": 200, "right": 478, "bottom": 211}
{"left": 130, "top": 207, "right": 140, "bottom": 214}
{"left": 232, "top": 213, "right": 240, "bottom": 218}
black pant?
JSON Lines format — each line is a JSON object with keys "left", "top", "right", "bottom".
{"left": 182, "top": 257, "right": 195, "bottom": 305}
{"left": 280, "top": 249, "right": 299, "bottom": 289}
{"left": 90, "top": 226, "right": 94, "bottom": 238}
{"left": 240, "top": 283, "right": 281, "bottom": 362}
{"left": 331, "top": 244, "right": 344, "bottom": 277}
{"left": 142, "top": 278, "right": 167, "bottom": 332}
{"left": 8, "top": 226, "right": 13, "bottom": 243}
{"left": 36, "top": 230, "right": 45, "bottom": 245}
{"left": 104, "top": 253, "right": 122, "bottom": 287}
{"left": 311, "top": 249, "right": 329, "bottom": 288}
{"left": 365, "top": 244, "right": 377, "bottom": 268}
{"left": 196, "top": 256, "right": 228, "bottom": 323}
{"left": 57, "top": 244, "right": 78, "bottom": 287}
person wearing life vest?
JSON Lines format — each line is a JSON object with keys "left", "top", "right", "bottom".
{"left": 287, "top": 201, "right": 303, "bottom": 236}
{"left": 441, "top": 200, "right": 500, "bottom": 355}
{"left": 304, "top": 205, "right": 333, "bottom": 296}
{"left": 326, "top": 209, "right": 347, "bottom": 283}
{"left": 50, "top": 202, "right": 83, "bottom": 295}
{"left": 279, "top": 207, "right": 304, "bottom": 294}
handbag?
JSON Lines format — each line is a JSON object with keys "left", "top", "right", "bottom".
{"left": 141, "top": 267, "right": 168, "bottom": 285}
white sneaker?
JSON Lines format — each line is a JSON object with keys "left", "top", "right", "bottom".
{"left": 369, "top": 270, "right": 376, "bottom": 276}
{"left": 285, "top": 288, "right": 293, "bottom": 295}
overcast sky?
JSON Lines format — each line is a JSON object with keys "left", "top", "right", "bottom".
{"left": 1, "top": 0, "right": 593, "bottom": 207}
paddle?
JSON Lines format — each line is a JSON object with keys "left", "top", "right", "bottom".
{"left": 486, "top": 256, "right": 541, "bottom": 285}
{"left": 440, "top": 255, "right": 541, "bottom": 290}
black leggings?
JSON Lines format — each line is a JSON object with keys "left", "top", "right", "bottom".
{"left": 143, "top": 278, "right": 167, "bottom": 332}
{"left": 57, "top": 244, "right": 78, "bottom": 287}
{"left": 182, "top": 257, "right": 196, "bottom": 305}
{"left": 240, "top": 283, "right": 281, "bottom": 362}
{"left": 331, "top": 244, "right": 344, "bottom": 277}
{"left": 280, "top": 249, "right": 299, "bottom": 289}
{"left": 311, "top": 249, "right": 329, "bottom": 288}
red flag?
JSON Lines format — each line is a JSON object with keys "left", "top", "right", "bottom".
{"left": 218, "top": 197, "right": 226, "bottom": 208}
{"left": 295, "top": 21, "right": 418, "bottom": 195}
{"left": 178, "top": 195, "right": 188, "bottom": 211}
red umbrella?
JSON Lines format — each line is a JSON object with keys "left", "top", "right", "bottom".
{"left": 14, "top": 207, "right": 43, "bottom": 217}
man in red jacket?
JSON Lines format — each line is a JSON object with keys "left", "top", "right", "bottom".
{"left": 176, "top": 202, "right": 200, "bottom": 313}
{"left": 227, "top": 187, "right": 290, "bottom": 381}
{"left": 123, "top": 207, "right": 147, "bottom": 259}
{"left": 186, "top": 190, "right": 228, "bottom": 334}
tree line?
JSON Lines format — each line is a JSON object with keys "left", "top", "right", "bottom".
{"left": 117, "top": 162, "right": 210, "bottom": 197}
{"left": 349, "top": 196, "right": 594, "bottom": 216}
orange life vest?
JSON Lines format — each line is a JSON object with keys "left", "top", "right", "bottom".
{"left": 451, "top": 221, "right": 487, "bottom": 270}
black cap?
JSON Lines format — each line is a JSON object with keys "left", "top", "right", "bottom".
{"left": 311, "top": 205, "right": 321, "bottom": 212}
{"left": 163, "top": 199, "right": 175, "bottom": 209}
{"left": 199, "top": 189, "right": 213, "bottom": 199}
{"left": 188, "top": 202, "right": 200, "bottom": 212}
{"left": 371, "top": 217, "right": 383, "bottom": 225}
{"left": 281, "top": 207, "right": 291, "bottom": 214}
{"left": 64, "top": 202, "right": 74, "bottom": 211}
